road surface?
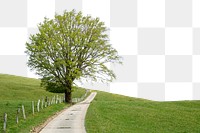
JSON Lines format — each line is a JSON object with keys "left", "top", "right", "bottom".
{"left": 39, "top": 92, "right": 97, "bottom": 133}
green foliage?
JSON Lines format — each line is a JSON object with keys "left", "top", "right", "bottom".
{"left": 41, "top": 76, "right": 65, "bottom": 93}
{"left": 25, "top": 10, "right": 121, "bottom": 94}
{"left": 86, "top": 91, "right": 200, "bottom": 133}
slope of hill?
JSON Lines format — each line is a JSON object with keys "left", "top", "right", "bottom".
{"left": 86, "top": 91, "right": 200, "bottom": 133}
{"left": 0, "top": 74, "right": 86, "bottom": 133}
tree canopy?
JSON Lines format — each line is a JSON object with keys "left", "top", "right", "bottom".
{"left": 25, "top": 10, "right": 121, "bottom": 103}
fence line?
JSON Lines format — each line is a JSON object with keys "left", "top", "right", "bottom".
{"left": 2, "top": 90, "right": 89, "bottom": 132}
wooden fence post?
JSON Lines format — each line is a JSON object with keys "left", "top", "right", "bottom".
{"left": 85, "top": 90, "right": 88, "bottom": 98}
{"left": 51, "top": 97, "right": 53, "bottom": 104}
{"left": 80, "top": 96, "right": 82, "bottom": 101}
{"left": 3, "top": 113, "right": 7, "bottom": 133}
{"left": 48, "top": 98, "right": 50, "bottom": 106}
{"left": 16, "top": 108, "right": 20, "bottom": 124}
{"left": 45, "top": 96, "right": 47, "bottom": 108}
{"left": 56, "top": 95, "right": 58, "bottom": 104}
{"left": 59, "top": 97, "right": 61, "bottom": 103}
{"left": 63, "top": 94, "right": 65, "bottom": 102}
{"left": 52, "top": 96, "right": 54, "bottom": 104}
{"left": 58, "top": 96, "right": 60, "bottom": 103}
{"left": 22, "top": 105, "right": 26, "bottom": 119}
{"left": 41, "top": 98, "right": 44, "bottom": 109}
{"left": 49, "top": 98, "right": 51, "bottom": 106}
{"left": 32, "top": 101, "right": 34, "bottom": 115}
{"left": 46, "top": 98, "right": 49, "bottom": 106}
{"left": 61, "top": 97, "right": 63, "bottom": 103}
{"left": 37, "top": 99, "right": 40, "bottom": 112}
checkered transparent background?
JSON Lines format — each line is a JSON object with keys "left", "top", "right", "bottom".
{"left": 0, "top": 0, "right": 200, "bottom": 101}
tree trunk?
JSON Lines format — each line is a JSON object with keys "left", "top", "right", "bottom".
{"left": 65, "top": 88, "right": 72, "bottom": 103}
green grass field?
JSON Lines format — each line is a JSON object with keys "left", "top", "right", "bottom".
{"left": 0, "top": 74, "right": 86, "bottom": 133}
{"left": 86, "top": 91, "right": 200, "bottom": 133}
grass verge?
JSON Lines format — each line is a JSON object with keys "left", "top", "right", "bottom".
{"left": 0, "top": 74, "right": 86, "bottom": 133}
{"left": 86, "top": 91, "right": 200, "bottom": 133}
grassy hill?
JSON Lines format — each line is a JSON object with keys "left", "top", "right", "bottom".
{"left": 0, "top": 74, "right": 86, "bottom": 133}
{"left": 86, "top": 91, "right": 200, "bottom": 133}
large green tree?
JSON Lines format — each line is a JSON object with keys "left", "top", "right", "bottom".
{"left": 25, "top": 10, "right": 121, "bottom": 103}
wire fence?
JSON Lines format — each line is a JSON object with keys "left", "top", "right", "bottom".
{"left": 2, "top": 90, "right": 89, "bottom": 133}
